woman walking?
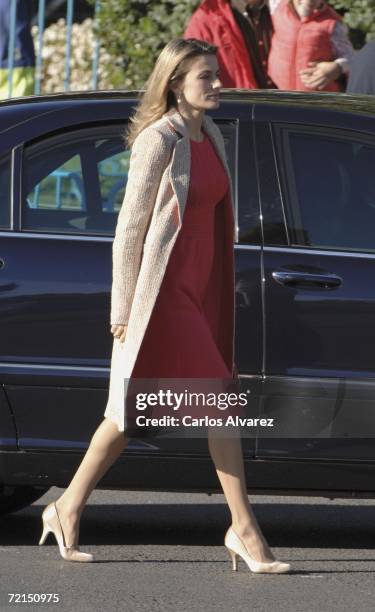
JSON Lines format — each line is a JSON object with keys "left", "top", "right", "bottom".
{"left": 38, "top": 38, "right": 291, "bottom": 574}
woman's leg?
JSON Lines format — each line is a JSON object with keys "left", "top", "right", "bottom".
{"left": 207, "top": 427, "right": 276, "bottom": 563}
{"left": 54, "top": 417, "right": 128, "bottom": 548}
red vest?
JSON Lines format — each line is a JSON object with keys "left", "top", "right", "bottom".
{"left": 268, "top": 0, "right": 341, "bottom": 92}
{"left": 184, "top": 0, "right": 258, "bottom": 89}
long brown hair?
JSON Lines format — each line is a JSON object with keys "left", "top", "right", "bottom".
{"left": 125, "top": 38, "right": 218, "bottom": 148}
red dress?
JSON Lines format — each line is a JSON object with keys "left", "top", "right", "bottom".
{"left": 127, "top": 131, "right": 241, "bottom": 430}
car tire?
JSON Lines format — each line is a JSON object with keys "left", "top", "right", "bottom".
{"left": 0, "top": 485, "right": 50, "bottom": 516}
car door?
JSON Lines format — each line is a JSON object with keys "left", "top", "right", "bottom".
{"left": 1, "top": 124, "right": 132, "bottom": 450}
{"left": 254, "top": 105, "right": 375, "bottom": 461}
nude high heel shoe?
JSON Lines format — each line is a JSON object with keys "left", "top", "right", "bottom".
{"left": 224, "top": 527, "right": 291, "bottom": 574}
{"left": 39, "top": 501, "right": 94, "bottom": 562}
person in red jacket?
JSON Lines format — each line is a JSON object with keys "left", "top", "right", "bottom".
{"left": 268, "top": 0, "right": 354, "bottom": 91}
{"left": 184, "top": 0, "right": 276, "bottom": 88}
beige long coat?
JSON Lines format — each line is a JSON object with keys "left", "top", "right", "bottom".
{"left": 104, "top": 107, "right": 236, "bottom": 432}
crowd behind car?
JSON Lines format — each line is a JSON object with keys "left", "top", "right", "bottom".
{"left": 185, "top": 0, "right": 374, "bottom": 95}
{"left": 1, "top": 0, "right": 374, "bottom": 100}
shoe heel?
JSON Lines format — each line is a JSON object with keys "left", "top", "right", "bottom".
{"left": 38, "top": 521, "right": 51, "bottom": 546}
{"left": 39, "top": 501, "right": 94, "bottom": 563}
{"left": 227, "top": 548, "right": 238, "bottom": 571}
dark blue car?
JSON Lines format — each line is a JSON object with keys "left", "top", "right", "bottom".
{"left": 1, "top": 90, "right": 375, "bottom": 514}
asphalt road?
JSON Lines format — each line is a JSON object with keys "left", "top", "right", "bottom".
{"left": 0, "top": 488, "right": 374, "bottom": 612}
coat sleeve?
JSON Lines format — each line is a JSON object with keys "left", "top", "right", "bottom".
{"left": 110, "top": 126, "right": 172, "bottom": 326}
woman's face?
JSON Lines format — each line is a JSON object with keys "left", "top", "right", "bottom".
{"left": 174, "top": 54, "right": 222, "bottom": 112}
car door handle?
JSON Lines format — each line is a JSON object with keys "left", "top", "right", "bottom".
{"left": 272, "top": 270, "right": 342, "bottom": 289}
{"left": 0, "top": 258, "right": 4, "bottom": 269}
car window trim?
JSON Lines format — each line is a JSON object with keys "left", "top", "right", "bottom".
{"left": 264, "top": 244, "right": 375, "bottom": 261}
{"left": 11, "top": 145, "right": 22, "bottom": 232}
{"left": 0, "top": 152, "right": 12, "bottom": 229}
{"left": 7, "top": 228, "right": 375, "bottom": 260}
{"left": 0, "top": 229, "right": 114, "bottom": 242}
{"left": 214, "top": 119, "right": 239, "bottom": 243}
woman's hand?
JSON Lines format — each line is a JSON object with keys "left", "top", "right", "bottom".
{"left": 111, "top": 324, "right": 128, "bottom": 343}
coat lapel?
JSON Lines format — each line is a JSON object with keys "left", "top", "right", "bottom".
{"left": 167, "top": 111, "right": 190, "bottom": 225}
{"left": 166, "top": 109, "right": 232, "bottom": 225}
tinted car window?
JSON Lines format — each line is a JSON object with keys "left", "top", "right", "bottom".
{"left": 278, "top": 128, "right": 375, "bottom": 253}
{"left": 0, "top": 155, "right": 11, "bottom": 228}
{"left": 22, "top": 127, "right": 130, "bottom": 235}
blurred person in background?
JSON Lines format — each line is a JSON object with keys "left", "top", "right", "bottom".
{"left": 184, "top": 0, "right": 276, "bottom": 88}
{"left": 347, "top": 40, "right": 375, "bottom": 95}
{"left": 268, "top": 0, "right": 354, "bottom": 91}
{"left": 0, "top": 0, "right": 35, "bottom": 98}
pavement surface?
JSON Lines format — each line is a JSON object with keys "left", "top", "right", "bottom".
{"left": 0, "top": 488, "right": 374, "bottom": 612}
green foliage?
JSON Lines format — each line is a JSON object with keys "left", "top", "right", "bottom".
{"left": 89, "top": 0, "right": 374, "bottom": 89}
{"left": 88, "top": 0, "right": 200, "bottom": 89}
{"left": 331, "top": 0, "right": 375, "bottom": 47}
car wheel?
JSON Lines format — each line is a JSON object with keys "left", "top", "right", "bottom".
{"left": 0, "top": 485, "right": 50, "bottom": 516}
